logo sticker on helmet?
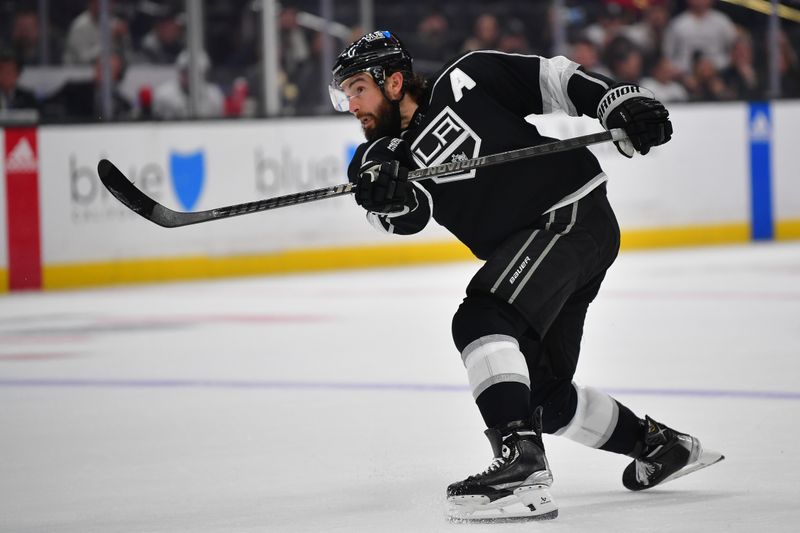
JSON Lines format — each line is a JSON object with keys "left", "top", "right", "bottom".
{"left": 363, "top": 31, "right": 388, "bottom": 42}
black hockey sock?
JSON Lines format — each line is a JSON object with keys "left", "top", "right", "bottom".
{"left": 599, "top": 400, "right": 645, "bottom": 456}
{"left": 476, "top": 382, "right": 532, "bottom": 429}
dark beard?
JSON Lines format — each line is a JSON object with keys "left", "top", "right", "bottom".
{"left": 362, "top": 97, "right": 402, "bottom": 141}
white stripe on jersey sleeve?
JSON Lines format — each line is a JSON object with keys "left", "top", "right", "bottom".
{"left": 573, "top": 68, "right": 610, "bottom": 91}
{"left": 538, "top": 55, "right": 580, "bottom": 116}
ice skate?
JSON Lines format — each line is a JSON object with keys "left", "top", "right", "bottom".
{"left": 446, "top": 408, "right": 558, "bottom": 521}
{"left": 623, "top": 415, "right": 725, "bottom": 491}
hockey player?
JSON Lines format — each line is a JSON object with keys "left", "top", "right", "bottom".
{"left": 329, "top": 31, "right": 723, "bottom": 521}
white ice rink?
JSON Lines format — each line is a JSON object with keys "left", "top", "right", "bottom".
{"left": 2, "top": 242, "right": 800, "bottom": 532}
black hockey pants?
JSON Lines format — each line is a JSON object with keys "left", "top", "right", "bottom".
{"left": 451, "top": 183, "right": 621, "bottom": 433}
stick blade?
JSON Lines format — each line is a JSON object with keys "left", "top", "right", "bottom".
{"left": 97, "top": 159, "right": 173, "bottom": 227}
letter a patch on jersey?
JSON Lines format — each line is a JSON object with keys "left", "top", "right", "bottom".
{"left": 449, "top": 68, "right": 476, "bottom": 102}
{"left": 410, "top": 107, "right": 482, "bottom": 183}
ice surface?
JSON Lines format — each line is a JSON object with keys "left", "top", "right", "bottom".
{"left": 2, "top": 242, "right": 800, "bottom": 532}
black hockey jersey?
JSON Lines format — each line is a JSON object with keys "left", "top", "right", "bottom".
{"left": 349, "top": 51, "right": 617, "bottom": 260}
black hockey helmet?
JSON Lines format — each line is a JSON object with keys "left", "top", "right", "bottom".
{"left": 329, "top": 30, "right": 413, "bottom": 112}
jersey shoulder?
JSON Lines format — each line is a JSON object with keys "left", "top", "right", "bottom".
{"left": 425, "top": 52, "right": 473, "bottom": 102}
{"left": 426, "top": 50, "right": 543, "bottom": 104}
{"left": 431, "top": 50, "right": 530, "bottom": 78}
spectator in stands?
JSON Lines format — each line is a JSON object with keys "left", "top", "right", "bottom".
{"left": 462, "top": 13, "right": 501, "bottom": 52}
{"left": 778, "top": 31, "right": 800, "bottom": 98}
{"left": 279, "top": 7, "right": 311, "bottom": 79}
{"left": 42, "top": 50, "right": 131, "bottom": 120}
{"left": 640, "top": 54, "right": 689, "bottom": 102}
{"left": 527, "top": 2, "right": 554, "bottom": 54}
{"left": 224, "top": 76, "right": 252, "bottom": 118}
{"left": 605, "top": 36, "right": 643, "bottom": 84}
{"left": 720, "top": 33, "right": 761, "bottom": 100}
{"left": 498, "top": 18, "right": 531, "bottom": 54}
{"left": 663, "top": 0, "right": 737, "bottom": 74}
{"left": 223, "top": 5, "right": 256, "bottom": 68}
{"left": 10, "top": 8, "right": 60, "bottom": 66}
{"left": 63, "top": 0, "right": 132, "bottom": 65}
{"left": 411, "top": 8, "right": 455, "bottom": 69}
{"left": 622, "top": 0, "right": 671, "bottom": 61}
{"left": 293, "top": 31, "right": 329, "bottom": 116}
{"left": 152, "top": 50, "right": 224, "bottom": 119}
{"left": 568, "top": 37, "right": 611, "bottom": 77}
{"left": 140, "top": 4, "right": 184, "bottom": 65}
{"left": 685, "top": 52, "right": 732, "bottom": 101}
{"left": 230, "top": 19, "right": 299, "bottom": 117}
{"left": 0, "top": 49, "right": 39, "bottom": 111}
{"left": 584, "top": 2, "right": 629, "bottom": 50}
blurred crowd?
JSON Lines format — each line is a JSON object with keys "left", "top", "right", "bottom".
{"left": 1, "top": 0, "right": 799, "bottom": 122}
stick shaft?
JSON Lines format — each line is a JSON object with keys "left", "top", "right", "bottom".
{"left": 98, "top": 129, "right": 624, "bottom": 228}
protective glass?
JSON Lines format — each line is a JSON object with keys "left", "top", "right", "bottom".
{"left": 328, "top": 67, "right": 385, "bottom": 112}
{"left": 328, "top": 81, "right": 350, "bottom": 112}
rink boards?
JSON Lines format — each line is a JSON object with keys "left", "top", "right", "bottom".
{"left": 1, "top": 100, "right": 799, "bottom": 291}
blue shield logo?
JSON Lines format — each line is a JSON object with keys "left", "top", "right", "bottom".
{"left": 169, "top": 150, "right": 205, "bottom": 210}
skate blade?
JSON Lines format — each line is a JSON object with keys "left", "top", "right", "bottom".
{"left": 661, "top": 448, "right": 725, "bottom": 485}
{"left": 447, "top": 485, "right": 558, "bottom": 522}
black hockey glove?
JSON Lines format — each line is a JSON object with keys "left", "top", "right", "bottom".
{"left": 348, "top": 137, "right": 415, "bottom": 214}
{"left": 597, "top": 84, "right": 673, "bottom": 158}
{"left": 354, "top": 159, "right": 411, "bottom": 214}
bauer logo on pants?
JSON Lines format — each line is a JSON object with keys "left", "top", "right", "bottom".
{"left": 170, "top": 150, "right": 205, "bottom": 211}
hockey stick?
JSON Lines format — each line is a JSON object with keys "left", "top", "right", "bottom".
{"left": 97, "top": 128, "right": 627, "bottom": 228}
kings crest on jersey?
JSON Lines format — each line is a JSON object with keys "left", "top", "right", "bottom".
{"left": 410, "top": 106, "right": 481, "bottom": 183}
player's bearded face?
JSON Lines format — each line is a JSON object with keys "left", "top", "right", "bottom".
{"left": 358, "top": 95, "right": 401, "bottom": 141}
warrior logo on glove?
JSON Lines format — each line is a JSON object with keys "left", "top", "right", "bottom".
{"left": 598, "top": 84, "right": 673, "bottom": 158}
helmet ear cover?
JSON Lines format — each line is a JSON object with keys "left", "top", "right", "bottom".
{"left": 362, "top": 66, "right": 388, "bottom": 89}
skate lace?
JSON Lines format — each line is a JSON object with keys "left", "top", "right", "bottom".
{"left": 481, "top": 457, "right": 506, "bottom": 476}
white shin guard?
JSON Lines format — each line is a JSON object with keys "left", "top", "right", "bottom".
{"left": 461, "top": 335, "right": 530, "bottom": 399}
{"left": 554, "top": 382, "right": 619, "bottom": 449}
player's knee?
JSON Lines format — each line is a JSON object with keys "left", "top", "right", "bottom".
{"left": 532, "top": 379, "right": 578, "bottom": 434}
{"left": 451, "top": 294, "right": 525, "bottom": 352}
